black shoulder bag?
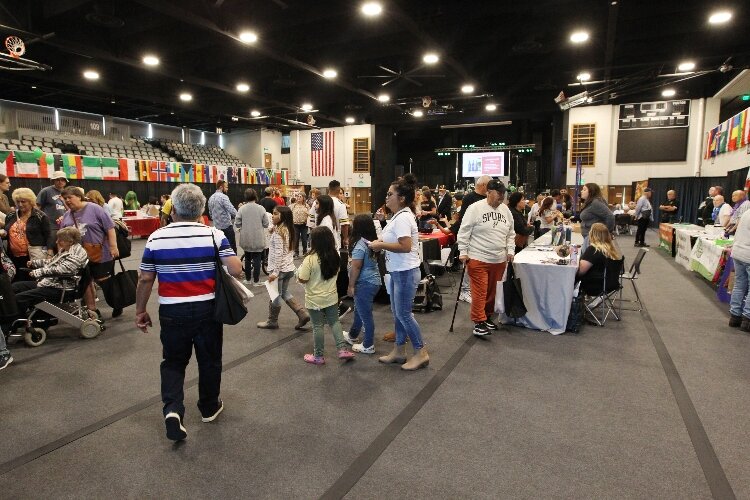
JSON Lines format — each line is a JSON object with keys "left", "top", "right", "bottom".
{"left": 211, "top": 230, "right": 247, "bottom": 325}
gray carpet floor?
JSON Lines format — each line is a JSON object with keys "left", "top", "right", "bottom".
{"left": 1, "top": 228, "right": 746, "bottom": 499}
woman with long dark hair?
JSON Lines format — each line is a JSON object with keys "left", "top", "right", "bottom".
{"left": 579, "top": 182, "right": 615, "bottom": 249}
{"left": 257, "top": 206, "right": 310, "bottom": 330}
{"left": 343, "top": 214, "right": 382, "bottom": 354}
{"left": 369, "top": 173, "right": 428, "bottom": 370}
{"left": 297, "top": 226, "right": 354, "bottom": 364}
{"left": 538, "top": 196, "right": 556, "bottom": 235}
{"left": 315, "top": 194, "right": 340, "bottom": 249}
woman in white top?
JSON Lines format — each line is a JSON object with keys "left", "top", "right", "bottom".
{"left": 538, "top": 196, "right": 558, "bottom": 233}
{"left": 315, "top": 195, "right": 341, "bottom": 250}
{"left": 257, "top": 206, "right": 310, "bottom": 330}
{"left": 369, "top": 173, "right": 428, "bottom": 370}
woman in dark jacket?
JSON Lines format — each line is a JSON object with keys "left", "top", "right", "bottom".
{"left": 3, "top": 188, "right": 51, "bottom": 282}
{"left": 508, "top": 192, "right": 533, "bottom": 253}
{"left": 579, "top": 183, "right": 615, "bottom": 249}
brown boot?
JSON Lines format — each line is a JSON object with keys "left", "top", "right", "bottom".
{"left": 378, "top": 344, "right": 406, "bottom": 364}
{"left": 257, "top": 302, "right": 281, "bottom": 329}
{"left": 285, "top": 297, "right": 311, "bottom": 330}
{"left": 382, "top": 332, "right": 395, "bottom": 342}
{"left": 401, "top": 347, "right": 430, "bottom": 371}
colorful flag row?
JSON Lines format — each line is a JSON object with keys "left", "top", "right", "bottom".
{"left": 704, "top": 106, "right": 750, "bottom": 159}
{"left": 0, "top": 152, "right": 288, "bottom": 185}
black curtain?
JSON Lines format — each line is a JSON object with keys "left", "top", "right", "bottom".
{"left": 647, "top": 166, "right": 749, "bottom": 225}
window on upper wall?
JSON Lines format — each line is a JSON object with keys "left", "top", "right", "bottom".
{"left": 353, "top": 138, "right": 370, "bottom": 173}
{"left": 570, "top": 123, "right": 596, "bottom": 167}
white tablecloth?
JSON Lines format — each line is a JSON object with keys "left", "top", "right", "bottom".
{"left": 498, "top": 232, "right": 583, "bottom": 334}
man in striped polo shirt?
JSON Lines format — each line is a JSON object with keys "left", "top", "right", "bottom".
{"left": 135, "top": 184, "right": 242, "bottom": 442}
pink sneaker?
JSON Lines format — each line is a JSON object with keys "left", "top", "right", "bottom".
{"left": 304, "top": 354, "right": 325, "bottom": 365}
{"left": 337, "top": 350, "right": 356, "bottom": 361}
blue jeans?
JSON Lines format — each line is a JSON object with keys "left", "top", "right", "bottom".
{"left": 387, "top": 267, "right": 424, "bottom": 349}
{"left": 271, "top": 270, "right": 295, "bottom": 307}
{"left": 349, "top": 281, "right": 381, "bottom": 348}
{"left": 730, "top": 258, "right": 750, "bottom": 318}
{"left": 309, "top": 304, "right": 347, "bottom": 357}
{"left": 244, "top": 251, "right": 263, "bottom": 282}
{"left": 220, "top": 226, "right": 237, "bottom": 254}
{"left": 159, "top": 300, "right": 223, "bottom": 418}
{"left": 0, "top": 324, "right": 8, "bottom": 355}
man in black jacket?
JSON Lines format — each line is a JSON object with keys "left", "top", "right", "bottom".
{"left": 436, "top": 185, "right": 452, "bottom": 220}
{"left": 697, "top": 186, "right": 717, "bottom": 226}
{"left": 452, "top": 175, "right": 490, "bottom": 235}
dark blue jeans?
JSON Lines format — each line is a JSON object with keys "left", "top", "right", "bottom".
{"left": 244, "top": 251, "right": 263, "bottom": 282}
{"left": 349, "top": 281, "right": 381, "bottom": 348}
{"left": 220, "top": 226, "right": 237, "bottom": 254}
{"left": 159, "top": 300, "right": 223, "bottom": 418}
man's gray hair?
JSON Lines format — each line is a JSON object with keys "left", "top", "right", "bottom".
{"left": 476, "top": 175, "right": 492, "bottom": 187}
{"left": 171, "top": 183, "right": 206, "bottom": 219}
{"left": 265, "top": 187, "right": 274, "bottom": 195}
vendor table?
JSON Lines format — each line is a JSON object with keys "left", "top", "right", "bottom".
{"left": 417, "top": 230, "right": 455, "bottom": 262}
{"left": 418, "top": 230, "right": 454, "bottom": 248}
{"left": 123, "top": 216, "right": 160, "bottom": 238}
{"left": 690, "top": 236, "right": 732, "bottom": 282}
{"left": 660, "top": 223, "right": 703, "bottom": 257}
{"left": 498, "top": 231, "right": 584, "bottom": 335}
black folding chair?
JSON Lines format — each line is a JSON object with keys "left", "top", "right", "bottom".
{"left": 583, "top": 257, "right": 625, "bottom": 327}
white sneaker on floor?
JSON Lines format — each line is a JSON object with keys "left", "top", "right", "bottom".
{"left": 342, "top": 330, "right": 356, "bottom": 345}
{"left": 242, "top": 279, "right": 253, "bottom": 286}
{"left": 352, "top": 343, "right": 375, "bottom": 354}
{"left": 252, "top": 281, "right": 264, "bottom": 287}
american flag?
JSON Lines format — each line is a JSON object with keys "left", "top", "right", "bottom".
{"left": 311, "top": 130, "right": 334, "bottom": 176}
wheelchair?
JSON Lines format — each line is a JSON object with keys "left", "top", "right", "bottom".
{"left": 3, "top": 266, "right": 105, "bottom": 347}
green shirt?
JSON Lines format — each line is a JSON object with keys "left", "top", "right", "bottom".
{"left": 297, "top": 254, "right": 338, "bottom": 310}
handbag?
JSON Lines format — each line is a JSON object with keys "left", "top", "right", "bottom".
{"left": 101, "top": 259, "right": 138, "bottom": 309}
{"left": 71, "top": 212, "right": 105, "bottom": 263}
{"left": 503, "top": 262, "right": 527, "bottom": 318}
{"left": 114, "top": 220, "right": 131, "bottom": 259}
{"left": 566, "top": 287, "right": 585, "bottom": 334}
{"left": 211, "top": 230, "right": 247, "bottom": 325}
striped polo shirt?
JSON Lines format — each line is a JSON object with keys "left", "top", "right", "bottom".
{"left": 140, "top": 222, "right": 235, "bottom": 304}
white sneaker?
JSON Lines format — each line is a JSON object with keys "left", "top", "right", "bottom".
{"left": 242, "top": 279, "right": 253, "bottom": 286}
{"left": 352, "top": 343, "right": 375, "bottom": 354}
{"left": 252, "top": 281, "right": 264, "bottom": 287}
{"left": 342, "top": 331, "right": 356, "bottom": 345}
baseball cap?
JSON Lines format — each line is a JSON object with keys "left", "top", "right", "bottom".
{"left": 50, "top": 171, "right": 68, "bottom": 183}
{"left": 486, "top": 179, "right": 506, "bottom": 193}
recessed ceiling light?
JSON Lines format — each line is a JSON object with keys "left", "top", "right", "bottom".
{"left": 170, "top": 111, "right": 174, "bottom": 115}
{"left": 662, "top": 88, "right": 676, "bottom": 97}
{"left": 576, "top": 72, "right": 591, "bottom": 82}
{"left": 361, "top": 2, "right": 383, "bottom": 17}
{"left": 236, "top": 82, "right": 250, "bottom": 92}
{"left": 377, "top": 93, "right": 390, "bottom": 102}
{"left": 111, "top": 100, "right": 116, "bottom": 104}
{"left": 423, "top": 53, "right": 439, "bottom": 64}
{"left": 345, "top": 117, "right": 355, "bottom": 124}
{"left": 677, "top": 61, "right": 696, "bottom": 72}
{"left": 301, "top": 103, "right": 313, "bottom": 111}
{"left": 239, "top": 31, "right": 258, "bottom": 43}
{"left": 31, "top": 85, "right": 36, "bottom": 89}
{"left": 708, "top": 11, "right": 732, "bottom": 24}
{"left": 322, "top": 68, "right": 338, "bottom": 79}
{"left": 179, "top": 92, "right": 192, "bottom": 102}
{"left": 570, "top": 31, "right": 589, "bottom": 43}
{"left": 461, "top": 84, "right": 475, "bottom": 94}
{"left": 142, "top": 55, "right": 160, "bottom": 66}
{"left": 413, "top": 110, "right": 424, "bottom": 117}
{"left": 485, "top": 104, "right": 497, "bottom": 111}
{"left": 251, "top": 110, "right": 261, "bottom": 117}
{"left": 83, "top": 70, "right": 99, "bottom": 80}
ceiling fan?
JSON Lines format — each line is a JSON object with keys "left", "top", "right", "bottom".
{"left": 358, "top": 65, "right": 445, "bottom": 87}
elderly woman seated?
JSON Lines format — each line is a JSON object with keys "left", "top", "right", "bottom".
{"left": 11, "top": 227, "right": 89, "bottom": 313}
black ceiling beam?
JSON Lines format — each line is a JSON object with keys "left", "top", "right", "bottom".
{"left": 41, "top": 0, "right": 90, "bottom": 19}
{"left": 602, "top": 1, "right": 619, "bottom": 104}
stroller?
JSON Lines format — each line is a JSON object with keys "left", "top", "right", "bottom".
{"left": 3, "top": 266, "right": 105, "bottom": 347}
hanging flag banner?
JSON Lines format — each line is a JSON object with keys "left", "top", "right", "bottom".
{"left": 705, "top": 105, "right": 750, "bottom": 159}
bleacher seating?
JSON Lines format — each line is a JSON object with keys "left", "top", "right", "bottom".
{"left": 157, "top": 140, "right": 247, "bottom": 167}
{"left": 0, "top": 134, "right": 175, "bottom": 162}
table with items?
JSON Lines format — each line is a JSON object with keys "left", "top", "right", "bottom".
{"left": 417, "top": 230, "right": 455, "bottom": 262}
{"left": 122, "top": 216, "right": 160, "bottom": 238}
{"left": 498, "top": 231, "right": 584, "bottom": 335}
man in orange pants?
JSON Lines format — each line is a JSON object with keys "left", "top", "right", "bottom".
{"left": 457, "top": 179, "right": 515, "bottom": 336}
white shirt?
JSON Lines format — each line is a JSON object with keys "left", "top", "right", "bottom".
{"left": 528, "top": 203, "right": 540, "bottom": 224}
{"left": 107, "top": 197, "right": 124, "bottom": 219}
{"left": 717, "top": 203, "right": 732, "bottom": 227}
{"left": 731, "top": 210, "right": 750, "bottom": 263}
{"left": 319, "top": 215, "right": 341, "bottom": 250}
{"left": 382, "top": 208, "right": 420, "bottom": 272}
{"left": 308, "top": 196, "right": 351, "bottom": 241}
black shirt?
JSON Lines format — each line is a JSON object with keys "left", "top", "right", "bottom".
{"left": 452, "top": 191, "right": 487, "bottom": 234}
{"left": 419, "top": 199, "right": 436, "bottom": 221}
{"left": 259, "top": 197, "right": 277, "bottom": 214}
{"left": 660, "top": 198, "right": 679, "bottom": 223}
{"left": 579, "top": 246, "right": 607, "bottom": 295}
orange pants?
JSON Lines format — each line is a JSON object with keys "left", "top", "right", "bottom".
{"left": 466, "top": 259, "right": 507, "bottom": 324}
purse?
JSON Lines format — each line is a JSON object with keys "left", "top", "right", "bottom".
{"left": 71, "top": 212, "right": 105, "bottom": 263}
{"left": 211, "top": 230, "right": 247, "bottom": 325}
{"left": 503, "top": 263, "right": 527, "bottom": 318}
{"left": 101, "top": 259, "right": 138, "bottom": 310}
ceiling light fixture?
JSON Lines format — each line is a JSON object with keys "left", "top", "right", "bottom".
{"left": 413, "top": 110, "right": 424, "bottom": 117}
{"left": 677, "top": 61, "right": 696, "bottom": 72}
{"left": 301, "top": 103, "right": 313, "bottom": 111}
{"left": 377, "top": 94, "right": 390, "bottom": 102}
{"left": 322, "top": 68, "right": 338, "bottom": 79}
{"left": 142, "top": 55, "right": 160, "bottom": 66}
{"left": 576, "top": 72, "right": 591, "bottom": 82}
{"left": 570, "top": 31, "right": 589, "bottom": 43}
{"left": 239, "top": 31, "right": 258, "bottom": 43}
{"left": 179, "top": 92, "right": 192, "bottom": 102}
{"left": 423, "top": 53, "right": 439, "bottom": 64}
{"left": 662, "top": 88, "right": 676, "bottom": 97}
{"left": 461, "top": 84, "right": 475, "bottom": 94}
{"left": 361, "top": 2, "right": 383, "bottom": 17}
{"left": 345, "top": 117, "right": 355, "bottom": 124}
{"left": 251, "top": 110, "right": 261, "bottom": 117}
{"left": 31, "top": 85, "right": 37, "bottom": 89}
{"left": 83, "top": 70, "right": 99, "bottom": 80}
{"left": 708, "top": 11, "right": 732, "bottom": 24}
{"left": 111, "top": 100, "right": 116, "bottom": 104}
{"left": 485, "top": 104, "right": 497, "bottom": 111}
{"left": 236, "top": 82, "right": 250, "bottom": 92}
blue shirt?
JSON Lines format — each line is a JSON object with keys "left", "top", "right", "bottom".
{"left": 352, "top": 239, "right": 381, "bottom": 286}
{"left": 207, "top": 190, "right": 237, "bottom": 230}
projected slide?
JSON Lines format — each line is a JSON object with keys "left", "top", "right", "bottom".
{"left": 462, "top": 152, "right": 505, "bottom": 177}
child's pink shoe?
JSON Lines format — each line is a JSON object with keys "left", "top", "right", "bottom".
{"left": 304, "top": 354, "right": 325, "bottom": 365}
{"left": 337, "top": 350, "right": 355, "bottom": 361}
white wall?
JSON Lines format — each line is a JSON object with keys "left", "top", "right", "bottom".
{"left": 566, "top": 99, "right": 712, "bottom": 186}
{"left": 223, "top": 129, "right": 261, "bottom": 166}
{"left": 289, "top": 124, "right": 374, "bottom": 189}
{"left": 261, "top": 129, "right": 283, "bottom": 170}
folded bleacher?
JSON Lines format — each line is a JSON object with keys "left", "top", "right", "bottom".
{"left": 0, "top": 134, "right": 175, "bottom": 162}
{"left": 157, "top": 140, "right": 246, "bottom": 167}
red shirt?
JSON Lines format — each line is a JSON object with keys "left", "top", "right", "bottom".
{"left": 272, "top": 196, "right": 285, "bottom": 206}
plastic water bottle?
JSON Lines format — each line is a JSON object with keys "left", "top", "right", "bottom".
{"left": 571, "top": 245, "right": 578, "bottom": 265}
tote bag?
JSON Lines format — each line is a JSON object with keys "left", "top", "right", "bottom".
{"left": 211, "top": 231, "right": 247, "bottom": 325}
{"left": 101, "top": 259, "right": 138, "bottom": 309}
